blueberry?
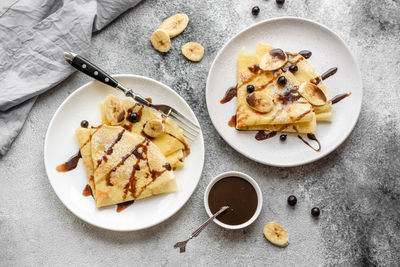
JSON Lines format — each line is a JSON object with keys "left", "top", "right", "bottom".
{"left": 276, "top": 0, "right": 285, "bottom": 5}
{"left": 80, "top": 120, "right": 89, "bottom": 128}
{"left": 278, "top": 76, "right": 287, "bottom": 86}
{"left": 311, "top": 207, "right": 320, "bottom": 217}
{"left": 287, "top": 195, "right": 297, "bottom": 206}
{"left": 289, "top": 65, "right": 298, "bottom": 73}
{"left": 251, "top": 6, "right": 260, "bottom": 16}
{"left": 127, "top": 111, "right": 140, "bottom": 123}
{"left": 280, "top": 134, "right": 287, "bottom": 141}
{"left": 247, "top": 85, "right": 255, "bottom": 93}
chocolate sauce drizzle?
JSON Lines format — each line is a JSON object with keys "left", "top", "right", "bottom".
{"left": 116, "top": 200, "right": 134, "bottom": 212}
{"left": 56, "top": 151, "right": 81, "bottom": 172}
{"left": 248, "top": 64, "right": 260, "bottom": 73}
{"left": 96, "top": 129, "right": 126, "bottom": 167}
{"left": 298, "top": 50, "right": 312, "bottom": 59}
{"left": 255, "top": 130, "right": 277, "bottom": 141}
{"left": 220, "top": 85, "right": 237, "bottom": 104}
{"left": 228, "top": 115, "right": 237, "bottom": 128}
{"left": 298, "top": 134, "right": 321, "bottom": 152}
{"left": 82, "top": 184, "right": 92, "bottom": 197}
{"left": 331, "top": 93, "right": 351, "bottom": 104}
{"left": 321, "top": 67, "right": 338, "bottom": 80}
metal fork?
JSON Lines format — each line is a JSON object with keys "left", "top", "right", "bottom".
{"left": 64, "top": 52, "right": 200, "bottom": 141}
{"left": 173, "top": 206, "right": 229, "bottom": 253}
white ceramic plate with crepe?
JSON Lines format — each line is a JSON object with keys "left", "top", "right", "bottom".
{"left": 206, "top": 17, "right": 362, "bottom": 167}
{"left": 44, "top": 75, "right": 204, "bottom": 231}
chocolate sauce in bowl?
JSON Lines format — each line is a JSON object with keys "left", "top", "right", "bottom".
{"left": 208, "top": 177, "right": 258, "bottom": 225}
{"left": 220, "top": 85, "right": 237, "bottom": 104}
{"left": 56, "top": 151, "right": 81, "bottom": 172}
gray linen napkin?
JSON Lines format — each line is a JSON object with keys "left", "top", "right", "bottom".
{"left": 0, "top": 0, "right": 141, "bottom": 156}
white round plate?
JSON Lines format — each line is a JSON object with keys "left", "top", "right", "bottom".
{"left": 206, "top": 17, "right": 362, "bottom": 167}
{"left": 44, "top": 75, "right": 204, "bottom": 231}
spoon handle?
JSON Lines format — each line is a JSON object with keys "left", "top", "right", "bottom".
{"left": 190, "top": 206, "right": 229, "bottom": 239}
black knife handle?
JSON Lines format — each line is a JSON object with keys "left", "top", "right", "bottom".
{"left": 70, "top": 54, "right": 118, "bottom": 88}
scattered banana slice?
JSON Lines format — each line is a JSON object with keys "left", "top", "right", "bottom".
{"left": 182, "top": 42, "right": 204, "bottom": 62}
{"left": 260, "top": 48, "right": 288, "bottom": 71}
{"left": 150, "top": 29, "right": 171, "bottom": 52}
{"left": 263, "top": 222, "right": 289, "bottom": 247}
{"left": 298, "top": 82, "right": 327, "bottom": 106}
{"left": 143, "top": 120, "right": 165, "bottom": 138}
{"left": 160, "top": 13, "right": 189, "bottom": 38}
{"left": 246, "top": 91, "right": 273, "bottom": 113}
{"left": 104, "top": 95, "right": 126, "bottom": 125}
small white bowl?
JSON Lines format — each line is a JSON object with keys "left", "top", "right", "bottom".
{"left": 204, "top": 171, "right": 263, "bottom": 230}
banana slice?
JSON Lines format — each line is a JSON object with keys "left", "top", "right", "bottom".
{"left": 104, "top": 95, "right": 126, "bottom": 125}
{"left": 298, "top": 82, "right": 327, "bottom": 106}
{"left": 259, "top": 48, "right": 288, "bottom": 71}
{"left": 246, "top": 91, "right": 273, "bottom": 113}
{"left": 160, "top": 13, "right": 189, "bottom": 38}
{"left": 150, "top": 29, "right": 171, "bottom": 52}
{"left": 182, "top": 42, "right": 204, "bottom": 62}
{"left": 143, "top": 120, "right": 165, "bottom": 138}
{"left": 263, "top": 222, "right": 289, "bottom": 247}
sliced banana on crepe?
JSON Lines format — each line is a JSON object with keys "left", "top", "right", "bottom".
{"left": 160, "top": 13, "right": 189, "bottom": 38}
{"left": 260, "top": 48, "right": 288, "bottom": 71}
{"left": 151, "top": 29, "right": 171, "bottom": 52}
{"left": 263, "top": 222, "right": 289, "bottom": 247}
{"left": 182, "top": 42, "right": 204, "bottom": 62}
{"left": 104, "top": 95, "right": 126, "bottom": 125}
{"left": 143, "top": 120, "right": 165, "bottom": 138}
{"left": 298, "top": 82, "right": 327, "bottom": 106}
{"left": 246, "top": 91, "right": 273, "bottom": 113}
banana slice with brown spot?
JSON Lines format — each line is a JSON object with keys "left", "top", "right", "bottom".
{"left": 160, "top": 13, "right": 189, "bottom": 38}
{"left": 143, "top": 120, "right": 165, "bottom": 138}
{"left": 246, "top": 91, "right": 273, "bottom": 113}
{"left": 259, "top": 48, "right": 288, "bottom": 71}
{"left": 263, "top": 222, "right": 289, "bottom": 247}
{"left": 150, "top": 29, "right": 171, "bottom": 52}
{"left": 298, "top": 82, "right": 327, "bottom": 106}
{"left": 182, "top": 42, "right": 204, "bottom": 62}
{"left": 104, "top": 95, "right": 126, "bottom": 125}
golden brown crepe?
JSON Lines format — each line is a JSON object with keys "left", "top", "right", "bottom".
{"left": 235, "top": 42, "right": 332, "bottom": 134}
{"left": 76, "top": 125, "right": 177, "bottom": 208}
{"left": 100, "top": 95, "right": 189, "bottom": 169}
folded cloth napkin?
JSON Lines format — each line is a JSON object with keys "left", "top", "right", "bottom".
{"left": 0, "top": 0, "right": 141, "bottom": 156}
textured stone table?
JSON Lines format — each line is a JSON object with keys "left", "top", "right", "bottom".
{"left": 1, "top": 0, "right": 399, "bottom": 266}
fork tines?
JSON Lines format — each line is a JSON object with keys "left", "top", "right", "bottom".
{"left": 169, "top": 108, "right": 200, "bottom": 142}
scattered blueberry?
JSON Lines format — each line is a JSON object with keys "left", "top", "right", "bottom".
{"left": 276, "top": 0, "right": 285, "bottom": 5}
{"left": 287, "top": 195, "right": 297, "bottom": 206}
{"left": 311, "top": 207, "right": 320, "bottom": 217}
{"left": 127, "top": 111, "right": 140, "bottom": 123}
{"left": 80, "top": 120, "right": 89, "bottom": 128}
{"left": 289, "top": 65, "right": 298, "bottom": 73}
{"left": 252, "top": 6, "right": 260, "bottom": 16}
{"left": 278, "top": 76, "right": 287, "bottom": 86}
{"left": 280, "top": 134, "right": 287, "bottom": 141}
{"left": 247, "top": 84, "right": 255, "bottom": 93}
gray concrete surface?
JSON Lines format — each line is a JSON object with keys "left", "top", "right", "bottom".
{"left": 1, "top": 0, "right": 400, "bottom": 266}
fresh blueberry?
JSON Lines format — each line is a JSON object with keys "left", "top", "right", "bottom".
{"left": 289, "top": 65, "right": 298, "bottom": 73}
{"left": 127, "top": 111, "right": 140, "bottom": 123}
{"left": 278, "top": 76, "right": 287, "bottom": 86}
{"left": 311, "top": 207, "right": 320, "bottom": 217}
{"left": 287, "top": 195, "right": 297, "bottom": 206}
{"left": 276, "top": 0, "right": 285, "bottom": 5}
{"left": 80, "top": 120, "right": 89, "bottom": 128}
{"left": 247, "top": 85, "right": 255, "bottom": 93}
{"left": 280, "top": 134, "right": 287, "bottom": 141}
{"left": 252, "top": 6, "right": 260, "bottom": 16}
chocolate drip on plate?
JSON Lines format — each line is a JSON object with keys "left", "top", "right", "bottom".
{"left": 116, "top": 200, "right": 134, "bottom": 212}
{"left": 331, "top": 93, "right": 351, "bottom": 104}
{"left": 220, "top": 85, "right": 238, "bottom": 104}
{"left": 298, "top": 133, "right": 321, "bottom": 152}
{"left": 255, "top": 130, "right": 277, "bottom": 141}
{"left": 321, "top": 67, "right": 338, "bottom": 80}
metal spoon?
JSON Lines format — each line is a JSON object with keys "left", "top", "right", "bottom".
{"left": 173, "top": 206, "right": 229, "bottom": 253}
